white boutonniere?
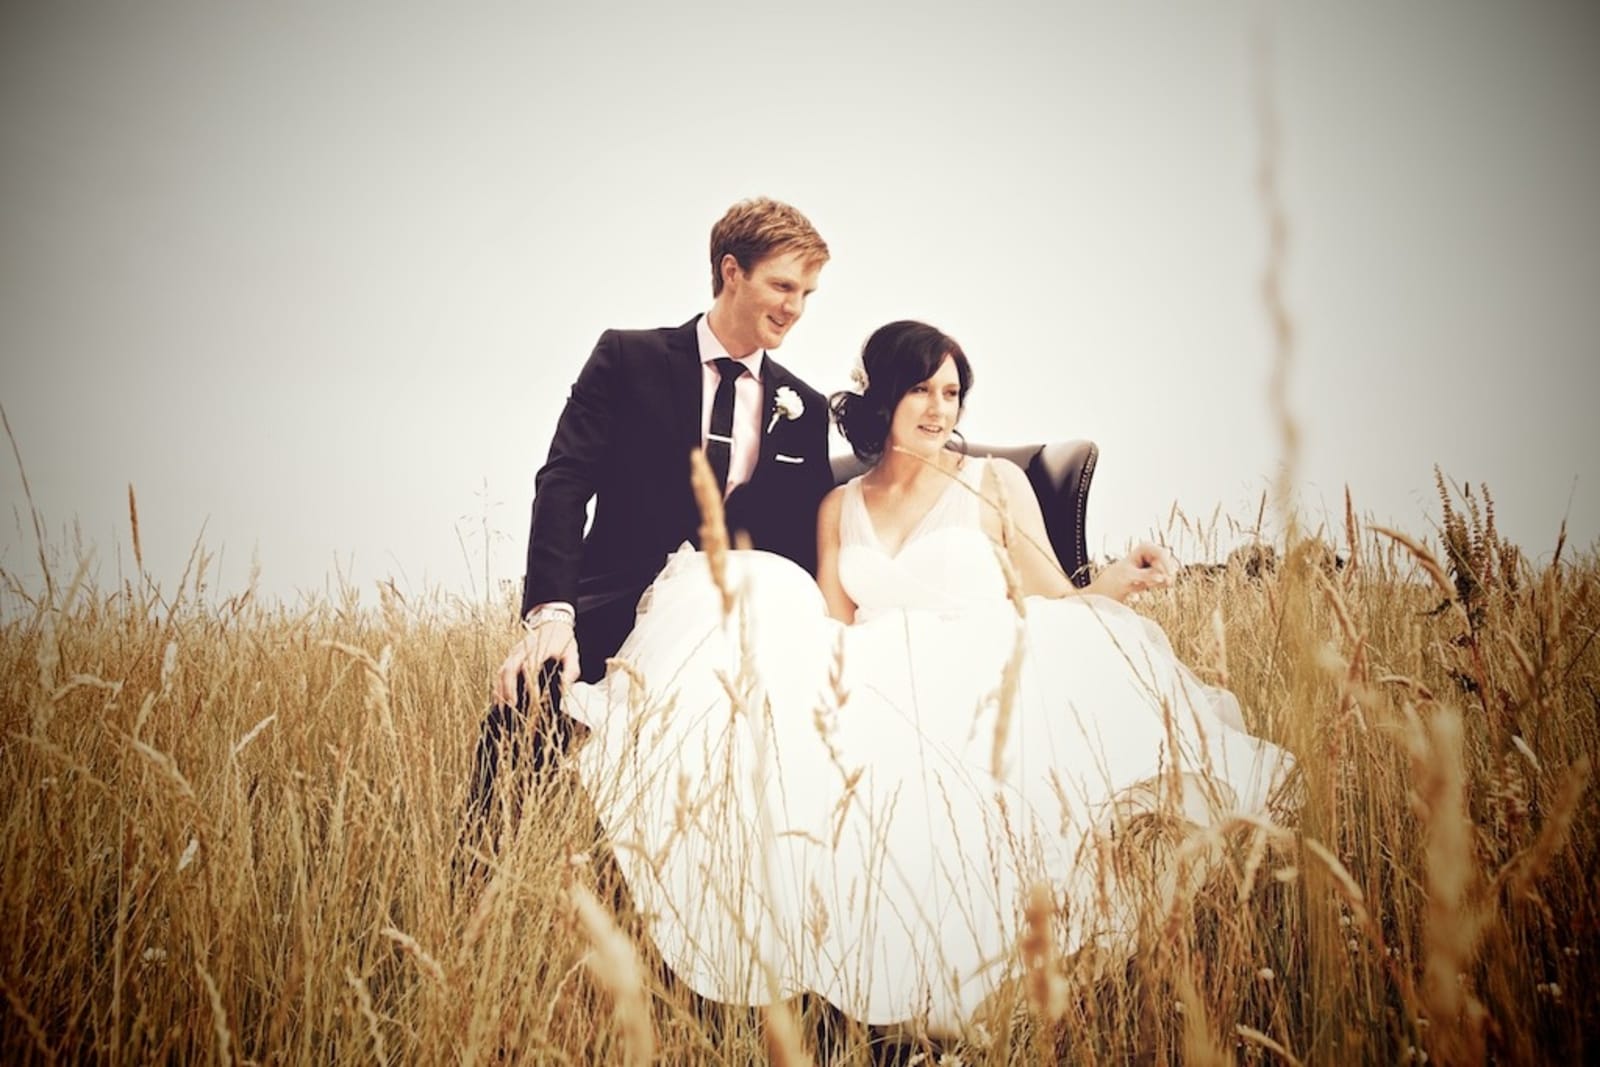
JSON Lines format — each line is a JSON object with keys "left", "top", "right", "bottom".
{"left": 768, "top": 386, "right": 804, "bottom": 432}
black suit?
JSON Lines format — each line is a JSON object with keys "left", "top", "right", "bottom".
{"left": 522, "top": 315, "right": 833, "bottom": 679}
{"left": 469, "top": 316, "right": 832, "bottom": 819}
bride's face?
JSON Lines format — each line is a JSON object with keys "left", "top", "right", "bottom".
{"left": 887, "top": 355, "right": 962, "bottom": 457}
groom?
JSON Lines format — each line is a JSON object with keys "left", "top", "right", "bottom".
{"left": 470, "top": 197, "right": 835, "bottom": 817}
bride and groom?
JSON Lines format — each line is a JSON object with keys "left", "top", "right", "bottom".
{"left": 474, "top": 197, "right": 1293, "bottom": 1030}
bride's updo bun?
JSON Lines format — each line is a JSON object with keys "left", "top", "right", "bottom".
{"left": 829, "top": 320, "right": 974, "bottom": 462}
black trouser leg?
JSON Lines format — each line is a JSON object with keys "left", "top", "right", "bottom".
{"left": 467, "top": 668, "right": 574, "bottom": 822}
{"left": 463, "top": 593, "right": 635, "bottom": 826}
{"left": 466, "top": 587, "right": 644, "bottom": 815}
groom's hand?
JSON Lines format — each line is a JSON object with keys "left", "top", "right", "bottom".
{"left": 494, "top": 619, "right": 579, "bottom": 707}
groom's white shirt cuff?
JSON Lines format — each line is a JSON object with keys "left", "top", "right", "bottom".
{"left": 697, "top": 314, "right": 764, "bottom": 495}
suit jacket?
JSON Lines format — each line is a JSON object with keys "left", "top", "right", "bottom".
{"left": 520, "top": 316, "right": 834, "bottom": 631}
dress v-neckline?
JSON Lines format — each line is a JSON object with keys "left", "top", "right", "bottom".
{"left": 853, "top": 461, "right": 974, "bottom": 561}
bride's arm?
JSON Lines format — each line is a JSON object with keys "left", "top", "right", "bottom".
{"left": 815, "top": 487, "right": 858, "bottom": 624}
{"left": 988, "top": 459, "right": 1173, "bottom": 602}
{"left": 986, "top": 459, "right": 1075, "bottom": 598}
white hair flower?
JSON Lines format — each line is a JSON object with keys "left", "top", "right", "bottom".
{"left": 768, "top": 385, "right": 804, "bottom": 431}
{"left": 849, "top": 365, "right": 870, "bottom": 392}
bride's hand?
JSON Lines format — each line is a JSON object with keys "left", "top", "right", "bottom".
{"left": 1088, "top": 541, "right": 1175, "bottom": 602}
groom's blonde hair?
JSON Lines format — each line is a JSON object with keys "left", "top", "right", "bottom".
{"left": 709, "top": 198, "right": 830, "bottom": 296}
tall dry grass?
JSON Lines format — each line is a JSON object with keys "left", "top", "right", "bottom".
{"left": 2, "top": 481, "right": 1597, "bottom": 1064}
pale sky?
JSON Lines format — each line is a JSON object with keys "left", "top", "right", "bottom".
{"left": 2, "top": 2, "right": 1597, "bottom": 608}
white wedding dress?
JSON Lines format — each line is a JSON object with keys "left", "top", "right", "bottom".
{"left": 564, "top": 458, "right": 1293, "bottom": 1030}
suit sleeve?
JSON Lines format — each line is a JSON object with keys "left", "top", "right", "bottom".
{"left": 520, "top": 331, "right": 621, "bottom": 615}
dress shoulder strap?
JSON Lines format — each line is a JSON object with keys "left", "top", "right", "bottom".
{"left": 959, "top": 455, "right": 988, "bottom": 492}
{"left": 952, "top": 456, "right": 988, "bottom": 524}
{"left": 836, "top": 475, "right": 874, "bottom": 549}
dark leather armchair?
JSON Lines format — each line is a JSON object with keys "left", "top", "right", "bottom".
{"left": 829, "top": 439, "right": 1098, "bottom": 588}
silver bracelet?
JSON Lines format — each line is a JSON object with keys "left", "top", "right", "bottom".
{"left": 523, "top": 604, "right": 576, "bottom": 630}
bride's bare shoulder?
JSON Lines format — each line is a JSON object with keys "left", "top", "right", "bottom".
{"left": 983, "top": 453, "right": 1027, "bottom": 477}
{"left": 974, "top": 454, "right": 1030, "bottom": 494}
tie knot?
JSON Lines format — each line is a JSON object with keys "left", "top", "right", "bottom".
{"left": 713, "top": 357, "right": 748, "bottom": 382}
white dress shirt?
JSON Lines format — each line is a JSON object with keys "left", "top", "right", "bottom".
{"left": 696, "top": 313, "right": 764, "bottom": 496}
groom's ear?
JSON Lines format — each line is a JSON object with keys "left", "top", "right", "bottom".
{"left": 719, "top": 254, "right": 742, "bottom": 290}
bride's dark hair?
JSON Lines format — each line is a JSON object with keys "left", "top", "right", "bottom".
{"left": 829, "top": 320, "right": 974, "bottom": 462}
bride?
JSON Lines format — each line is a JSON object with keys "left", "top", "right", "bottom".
{"left": 560, "top": 320, "right": 1294, "bottom": 1032}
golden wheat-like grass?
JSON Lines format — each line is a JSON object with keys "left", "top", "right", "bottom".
{"left": 1, "top": 486, "right": 1597, "bottom": 1064}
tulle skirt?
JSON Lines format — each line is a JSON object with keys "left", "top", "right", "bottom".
{"left": 564, "top": 548, "right": 1295, "bottom": 1029}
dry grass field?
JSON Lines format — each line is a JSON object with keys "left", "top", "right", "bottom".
{"left": 2, "top": 481, "right": 1596, "bottom": 1065}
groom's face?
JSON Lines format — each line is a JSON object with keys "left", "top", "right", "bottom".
{"left": 715, "top": 249, "right": 822, "bottom": 356}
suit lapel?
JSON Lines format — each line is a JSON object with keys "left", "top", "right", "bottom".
{"left": 746, "top": 359, "right": 787, "bottom": 486}
{"left": 665, "top": 318, "right": 703, "bottom": 454}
